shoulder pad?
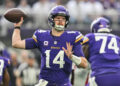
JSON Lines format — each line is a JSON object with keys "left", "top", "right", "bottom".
{"left": 37, "top": 30, "right": 47, "bottom": 33}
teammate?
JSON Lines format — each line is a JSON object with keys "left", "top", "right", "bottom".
{"left": 82, "top": 17, "right": 120, "bottom": 86}
{"left": 0, "top": 46, "right": 10, "bottom": 86}
{"left": 12, "top": 5, "right": 88, "bottom": 86}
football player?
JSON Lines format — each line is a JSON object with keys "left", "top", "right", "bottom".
{"left": 0, "top": 47, "right": 10, "bottom": 86}
{"left": 12, "top": 5, "right": 88, "bottom": 86}
{"left": 82, "top": 17, "right": 120, "bottom": 86}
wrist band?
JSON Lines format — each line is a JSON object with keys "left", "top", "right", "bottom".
{"left": 71, "top": 55, "right": 81, "bottom": 66}
{"left": 14, "top": 26, "right": 20, "bottom": 29}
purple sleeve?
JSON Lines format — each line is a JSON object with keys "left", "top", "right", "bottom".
{"left": 25, "top": 38, "right": 38, "bottom": 49}
{"left": 82, "top": 33, "right": 92, "bottom": 45}
{"left": 2, "top": 49, "right": 11, "bottom": 59}
{"left": 4, "top": 58, "right": 10, "bottom": 67}
{"left": 74, "top": 31, "right": 84, "bottom": 44}
{"left": 73, "top": 43, "right": 84, "bottom": 57}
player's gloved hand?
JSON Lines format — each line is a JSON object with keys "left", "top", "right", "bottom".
{"left": 62, "top": 42, "right": 73, "bottom": 59}
{"left": 14, "top": 17, "right": 24, "bottom": 29}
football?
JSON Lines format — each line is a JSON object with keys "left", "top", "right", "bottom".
{"left": 4, "top": 8, "right": 27, "bottom": 23}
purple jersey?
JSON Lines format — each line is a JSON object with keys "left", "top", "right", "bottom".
{"left": 84, "top": 33, "right": 120, "bottom": 77}
{"left": 0, "top": 56, "right": 10, "bottom": 83}
{"left": 26, "top": 30, "right": 84, "bottom": 85}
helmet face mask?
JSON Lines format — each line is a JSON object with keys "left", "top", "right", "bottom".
{"left": 48, "top": 5, "right": 70, "bottom": 31}
{"left": 90, "top": 17, "right": 111, "bottom": 33}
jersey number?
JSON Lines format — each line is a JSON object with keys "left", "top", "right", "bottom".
{"left": 95, "top": 36, "right": 119, "bottom": 54}
{"left": 45, "top": 50, "right": 65, "bottom": 68}
{"left": 0, "top": 60, "right": 4, "bottom": 76}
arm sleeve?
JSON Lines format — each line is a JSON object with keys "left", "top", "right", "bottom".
{"left": 82, "top": 34, "right": 92, "bottom": 59}
{"left": 4, "top": 58, "right": 10, "bottom": 67}
{"left": 25, "top": 38, "right": 38, "bottom": 49}
{"left": 73, "top": 43, "right": 84, "bottom": 57}
{"left": 74, "top": 31, "right": 84, "bottom": 44}
{"left": 2, "top": 49, "right": 11, "bottom": 59}
{"left": 72, "top": 31, "right": 85, "bottom": 57}
{"left": 82, "top": 34, "right": 91, "bottom": 45}
{"left": 25, "top": 30, "right": 39, "bottom": 49}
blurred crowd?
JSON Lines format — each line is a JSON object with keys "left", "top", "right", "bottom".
{"left": 0, "top": 0, "right": 120, "bottom": 36}
{"left": 0, "top": 41, "right": 40, "bottom": 86}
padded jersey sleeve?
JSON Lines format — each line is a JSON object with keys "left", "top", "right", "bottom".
{"left": 73, "top": 43, "right": 85, "bottom": 57}
{"left": 73, "top": 31, "right": 85, "bottom": 57}
{"left": 2, "top": 49, "right": 11, "bottom": 59}
{"left": 4, "top": 58, "right": 10, "bottom": 68}
{"left": 74, "top": 31, "right": 84, "bottom": 44}
{"left": 25, "top": 30, "right": 39, "bottom": 49}
{"left": 81, "top": 33, "right": 93, "bottom": 45}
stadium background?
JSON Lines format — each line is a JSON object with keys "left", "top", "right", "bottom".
{"left": 0, "top": 0, "right": 120, "bottom": 86}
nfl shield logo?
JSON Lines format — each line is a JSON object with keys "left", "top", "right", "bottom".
{"left": 44, "top": 41, "right": 48, "bottom": 46}
{"left": 54, "top": 41, "right": 57, "bottom": 44}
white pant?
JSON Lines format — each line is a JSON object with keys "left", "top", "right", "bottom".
{"left": 35, "top": 79, "right": 48, "bottom": 86}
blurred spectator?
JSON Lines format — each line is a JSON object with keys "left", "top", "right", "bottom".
{"left": 101, "top": 0, "right": 116, "bottom": 9}
{"left": 79, "top": 0, "right": 104, "bottom": 24}
{"left": 60, "top": 0, "right": 69, "bottom": 5}
{"left": 17, "top": 0, "right": 33, "bottom": 28}
{"left": 13, "top": 0, "right": 20, "bottom": 6}
{"left": 89, "top": 0, "right": 104, "bottom": 19}
{"left": 78, "top": 0, "right": 90, "bottom": 23}
{"left": 50, "top": 0, "right": 69, "bottom": 5}
{"left": 8, "top": 49, "right": 20, "bottom": 86}
{"left": 0, "top": 0, "right": 120, "bottom": 30}
{"left": 0, "top": 0, "right": 15, "bottom": 15}
{"left": 16, "top": 52, "right": 39, "bottom": 86}
{"left": 0, "top": 41, "right": 10, "bottom": 59}
{"left": 0, "top": 0, "right": 15, "bottom": 37}
{"left": 17, "top": 50, "right": 29, "bottom": 72}
{"left": 73, "top": 63, "right": 90, "bottom": 86}
{"left": 0, "top": 0, "right": 4, "bottom": 5}
{"left": 32, "top": 0, "right": 54, "bottom": 28}
{"left": 27, "top": 0, "right": 37, "bottom": 7}
{"left": 53, "top": 0, "right": 62, "bottom": 5}
{"left": 100, "top": 0, "right": 111, "bottom": 9}
{"left": 103, "top": 0, "right": 118, "bottom": 24}
{"left": 66, "top": 0, "right": 80, "bottom": 24}
{"left": 18, "top": 0, "right": 31, "bottom": 16}
{"left": 116, "top": 0, "right": 120, "bottom": 25}
{"left": 66, "top": 0, "right": 104, "bottom": 24}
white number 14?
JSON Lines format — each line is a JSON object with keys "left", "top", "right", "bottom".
{"left": 45, "top": 50, "right": 65, "bottom": 68}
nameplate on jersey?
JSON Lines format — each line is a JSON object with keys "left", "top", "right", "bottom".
{"left": 44, "top": 41, "right": 48, "bottom": 46}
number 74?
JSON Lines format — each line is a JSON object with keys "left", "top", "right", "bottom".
{"left": 95, "top": 36, "right": 119, "bottom": 54}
